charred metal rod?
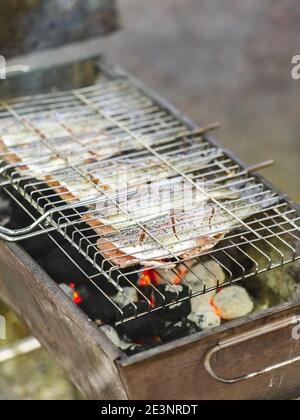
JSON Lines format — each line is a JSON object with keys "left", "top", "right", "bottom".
{"left": 198, "top": 122, "right": 221, "bottom": 134}
{"left": 246, "top": 160, "right": 275, "bottom": 174}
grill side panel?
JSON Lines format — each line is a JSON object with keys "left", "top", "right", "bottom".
{"left": 117, "top": 302, "right": 300, "bottom": 400}
{"left": 0, "top": 240, "right": 127, "bottom": 400}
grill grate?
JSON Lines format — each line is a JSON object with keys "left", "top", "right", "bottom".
{"left": 0, "top": 73, "right": 299, "bottom": 324}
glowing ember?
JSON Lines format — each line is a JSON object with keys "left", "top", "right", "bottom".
{"left": 209, "top": 298, "right": 222, "bottom": 319}
{"left": 139, "top": 269, "right": 159, "bottom": 286}
{"left": 149, "top": 296, "right": 156, "bottom": 307}
{"left": 170, "top": 264, "right": 188, "bottom": 286}
{"left": 69, "top": 283, "right": 83, "bottom": 304}
{"left": 171, "top": 265, "right": 189, "bottom": 285}
{"left": 212, "top": 286, "right": 254, "bottom": 320}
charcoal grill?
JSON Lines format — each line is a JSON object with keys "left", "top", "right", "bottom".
{"left": 0, "top": 61, "right": 300, "bottom": 400}
{"left": 0, "top": 67, "right": 299, "bottom": 326}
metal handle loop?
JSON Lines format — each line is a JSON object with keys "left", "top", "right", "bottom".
{"left": 204, "top": 317, "right": 300, "bottom": 384}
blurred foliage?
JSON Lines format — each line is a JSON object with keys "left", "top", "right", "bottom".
{"left": 0, "top": 300, "right": 84, "bottom": 400}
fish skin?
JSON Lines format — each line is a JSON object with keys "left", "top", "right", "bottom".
{"left": 0, "top": 112, "right": 220, "bottom": 204}
{"left": 95, "top": 188, "right": 278, "bottom": 267}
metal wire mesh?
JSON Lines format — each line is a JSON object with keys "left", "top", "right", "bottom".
{"left": 0, "top": 74, "right": 299, "bottom": 324}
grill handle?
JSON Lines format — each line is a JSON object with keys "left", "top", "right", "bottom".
{"left": 0, "top": 189, "right": 132, "bottom": 241}
{"left": 204, "top": 317, "right": 300, "bottom": 384}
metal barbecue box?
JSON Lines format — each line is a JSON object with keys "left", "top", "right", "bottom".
{"left": 0, "top": 56, "right": 300, "bottom": 401}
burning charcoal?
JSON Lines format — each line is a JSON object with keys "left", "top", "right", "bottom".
{"left": 113, "top": 267, "right": 140, "bottom": 289}
{"left": 154, "top": 284, "right": 191, "bottom": 322}
{"left": 117, "top": 302, "right": 164, "bottom": 341}
{"left": 125, "top": 344, "right": 147, "bottom": 356}
{"left": 100, "top": 325, "right": 132, "bottom": 351}
{"left": 155, "top": 266, "right": 186, "bottom": 285}
{"left": 112, "top": 287, "right": 139, "bottom": 309}
{"left": 212, "top": 286, "right": 254, "bottom": 320}
{"left": 79, "top": 294, "right": 121, "bottom": 324}
{"left": 75, "top": 284, "right": 91, "bottom": 301}
{"left": 188, "top": 302, "right": 221, "bottom": 330}
{"left": 125, "top": 338, "right": 160, "bottom": 355}
{"left": 136, "top": 284, "right": 153, "bottom": 302}
{"left": 37, "top": 246, "right": 117, "bottom": 295}
{"left": 160, "top": 319, "right": 195, "bottom": 343}
{"left": 136, "top": 270, "right": 159, "bottom": 301}
{"left": 191, "top": 293, "right": 215, "bottom": 314}
{"left": 38, "top": 248, "right": 86, "bottom": 284}
{"left": 125, "top": 344, "right": 143, "bottom": 356}
{"left": 184, "top": 260, "right": 226, "bottom": 306}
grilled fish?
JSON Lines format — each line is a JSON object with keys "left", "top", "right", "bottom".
{"left": 94, "top": 185, "right": 278, "bottom": 267}
{"left": 0, "top": 97, "right": 278, "bottom": 270}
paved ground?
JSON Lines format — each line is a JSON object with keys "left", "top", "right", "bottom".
{"left": 2, "top": 0, "right": 300, "bottom": 399}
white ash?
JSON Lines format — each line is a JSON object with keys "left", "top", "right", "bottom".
{"left": 259, "top": 263, "right": 300, "bottom": 302}
{"left": 165, "top": 284, "right": 184, "bottom": 294}
{"left": 112, "top": 287, "right": 139, "bottom": 309}
{"left": 212, "top": 286, "right": 254, "bottom": 320}
{"left": 100, "top": 325, "right": 133, "bottom": 351}
{"left": 169, "top": 302, "right": 184, "bottom": 310}
{"left": 156, "top": 268, "right": 183, "bottom": 284}
{"left": 185, "top": 260, "right": 226, "bottom": 310}
{"left": 158, "top": 260, "right": 225, "bottom": 294}
{"left": 59, "top": 283, "right": 73, "bottom": 300}
{"left": 244, "top": 243, "right": 300, "bottom": 303}
{"left": 188, "top": 302, "right": 221, "bottom": 330}
{"left": 191, "top": 295, "right": 212, "bottom": 314}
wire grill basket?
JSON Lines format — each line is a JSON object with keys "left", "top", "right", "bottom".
{"left": 0, "top": 73, "right": 299, "bottom": 324}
